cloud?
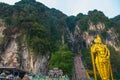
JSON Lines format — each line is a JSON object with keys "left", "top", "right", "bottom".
{"left": 0, "top": 0, "right": 19, "bottom": 4}
{"left": 36, "top": 0, "right": 120, "bottom": 18}
{"left": 55, "top": 0, "right": 120, "bottom": 18}
{"left": 36, "top": 0, "right": 58, "bottom": 8}
{"left": 0, "top": 0, "right": 119, "bottom": 18}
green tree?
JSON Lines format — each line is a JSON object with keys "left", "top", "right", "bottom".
{"left": 26, "top": 22, "right": 50, "bottom": 55}
{"left": 50, "top": 44, "right": 73, "bottom": 78}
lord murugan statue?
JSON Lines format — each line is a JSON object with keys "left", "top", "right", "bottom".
{"left": 90, "top": 35, "right": 114, "bottom": 80}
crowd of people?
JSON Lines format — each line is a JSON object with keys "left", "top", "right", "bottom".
{"left": 0, "top": 67, "right": 69, "bottom": 80}
{"left": 0, "top": 72, "right": 21, "bottom": 80}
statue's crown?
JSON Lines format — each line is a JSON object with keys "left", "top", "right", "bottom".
{"left": 94, "top": 35, "right": 102, "bottom": 43}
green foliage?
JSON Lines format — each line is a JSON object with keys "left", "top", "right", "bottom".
{"left": 76, "top": 13, "right": 85, "bottom": 21}
{"left": 78, "top": 16, "right": 89, "bottom": 31}
{"left": 66, "top": 16, "right": 76, "bottom": 32}
{"left": 111, "top": 15, "right": 120, "bottom": 42}
{"left": 0, "top": 0, "right": 67, "bottom": 56}
{"left": 66, "top": 13, "right": 87, "bottom": 32}
{"left": 108, "top": 46, "right": 120, "bottom": 73}
{"left": 113, "top": 73, "right": 120, "bottom": 79}
{"left": 88, "top": 9, "right": 108, "bottom": 24}
{"left": 26, "top": 22, "right": 50, "bottom": 55}
{"left": 101, "top": 30, "right": 107, "bottom": 39}
{"left": 0, "top": 3, "right": 11, "bottom": 18}
{"left": 21, "top": 0, "right": 36, "bottom": 2}
{"left": 81, "top": 48, "right": 92, "bottom": 70}
{"left": 111, "top": 15, "right": 120, "bottom": 25}
{"left": 3, "top": 17, "right": 20, "bottom": 26}
{"left": 107, "top": 46, "right": 120, "bottom": 79}
{"left": 50, "top": 44, "right": 73, "bottom": 78}
{"left": 105, "top": 20, "right": 112, "bottom": 28}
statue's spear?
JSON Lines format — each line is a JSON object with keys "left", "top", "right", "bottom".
{"left": 109, "top": 61, "right": 114, "bottom": 80}
{"left": 90, "top": 47, "right": 97, "bottom": 80}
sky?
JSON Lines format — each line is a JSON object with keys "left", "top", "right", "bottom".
{"left": 0, "top": 0, "right": 120, "bottom": 18}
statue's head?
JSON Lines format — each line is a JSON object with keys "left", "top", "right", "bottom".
{"left": 94, "top": 35, "right": 102, "bottom": 44}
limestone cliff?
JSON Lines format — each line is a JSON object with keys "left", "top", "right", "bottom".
{"left": 0, "top": 1, "right": 120, "bottom": 77}
{"left": 0, "top": 20, "right": 49, "bottom": 75}
{"left": 66, "top": 21, "right": 120, "bottom": 54}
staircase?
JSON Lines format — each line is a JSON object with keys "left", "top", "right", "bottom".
{"left": 74, "top": 55, "right": 88, "bottom": 80}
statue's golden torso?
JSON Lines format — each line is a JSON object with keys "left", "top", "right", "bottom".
{"left": 92, "top": 44, "right": 109, "bottom": 63}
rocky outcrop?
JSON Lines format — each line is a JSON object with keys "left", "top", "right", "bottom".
{"left": 89, "top": 22, "right": 105, "bottom": 31}
{"left": 0, "top": 20, "right": 50, "bottom": 75}
{"left": 1, "top": 35, "right": 49, "bottom": 75}
{"left": 1, "top": 38, "right": 19, "bottom": 67}
{"left": 67, "top": 21, "right": 120, "bottom": 53}
{"left": 66, "top": 25, "right": 84, "bottom": 53}
{"left": 106, "top": 28, "right": 120, "bottom": 51}
{"left": 0, "top": 19, "right": 6, "bottom": 53}
{"left": 0, "top": 19, "right": 6, "bottom": 38}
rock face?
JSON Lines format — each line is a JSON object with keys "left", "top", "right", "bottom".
{"left": 82, "top": 22, "right": 106, "bottom": 47}
{"left": 67, "top": 21, "right": 120, "bottom": 53}
{"left": 89, "top": 22, "right": 105, "bottom": 31}
{"left": 0, "top": 18, "right": 119, "bottom": 78}
{"left": 0, "top": 20, "right": 49, "bottom": 75}
{"left": 66, "top": 21, "right": 120, "bottom": 79}
{"left": 0, "top": 19, "right": 6, "bottom": 38}
{"left": 1, "top": 35, "right": 49, "bottom": 75}
{"left": 2, "top": 38, "right": 18, "bottom": 67}
{"left": 0, "top": 19, "right": 6, "bottom": 53}
{"left": 0, "top": 18, "right": 119, "bottom": 75}
{"left": 66, "top": 25, "right": 84, "bottom": 53}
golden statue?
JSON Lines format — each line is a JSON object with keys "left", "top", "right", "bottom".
{"left": 90, "top": 35, "right": 114, "bottom": 80}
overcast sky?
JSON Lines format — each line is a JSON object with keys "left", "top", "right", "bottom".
{"left": 0, "top": 0, "right": 120, "bottom": 18}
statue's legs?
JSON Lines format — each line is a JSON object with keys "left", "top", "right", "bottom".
{"left": 96, "top": 58, "right": 110, "bottom": 80}
{"left": 102, "top": 62, "right": 110, "bottom": 80}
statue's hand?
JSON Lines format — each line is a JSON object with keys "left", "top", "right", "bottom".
{"left": 102, "top": 57, "right": 109, "bottom": 62}
{"left": 106, "top": 56, "right": 110, "bottom": 60}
